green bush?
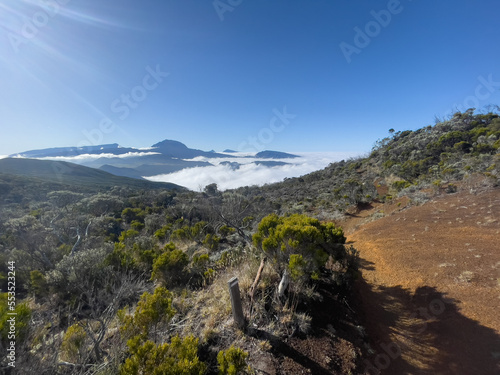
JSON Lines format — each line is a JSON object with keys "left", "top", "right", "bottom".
{"left": 151, "top": 246, "right": 189, "bottom": 286}
{"left": 391, "top": 180, "right": 411, "bottom": 192}
{"left": 120, "top": 336, "right": 206, "bottom": 375}
{"left": 30, "top": 270, "right": 48, "bottom": 298}
{"left": 60, "top": 324, "right": 87, "bottom": 362}
{"left": 119, "top": 286, "right": 176, "bottom": 341}
{"left": 0, "top": 294, "right": 31, "bottom": 344}
{"left": 253, "top": 214, "right": 346, "bottom": 279}
{"left": 122, "top": 208, "right": 146, "bottom": 224}
{"left": 202, "top": 233, "right": 220, "bottom": 252}
{"left": 217, "top": 346, "right": 249, "bottom": 375}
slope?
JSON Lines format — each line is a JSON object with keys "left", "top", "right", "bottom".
{"left": 0, "top": 158, "right": 185, "bottom": 191}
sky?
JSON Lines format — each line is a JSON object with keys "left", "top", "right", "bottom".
{"left": 1, "top": 0, "right": 500, "bottom": 157}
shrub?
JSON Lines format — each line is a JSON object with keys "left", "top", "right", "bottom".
{"left": 119, "top": 287, "right": 176, "bottom": 341}
{"left": 0, "top": 295, "right": 31, "bottom": 344}
{"left": 202, "top": 233, "right": 220, "bottom": 252}
{"left": 151, "top": 246, "right": 189, "bottom": 286}
{"left": 122, "top": 208, "right": 145, "bottom": 224}
{"left": 60, "top": 324, "right": 87, "bottom": 362}
{"left": 217, "top": 346, "right": 249, "bottom": 375}
{"left": 253, "top": 214, "right": 346, "bottom": 279}
{"left": 120, "top": 336, "right": 206, "bottom": 375}
{"left": 30, "top": 270, "right": 48, "bottom": 298}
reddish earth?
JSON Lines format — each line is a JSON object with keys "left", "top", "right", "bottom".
{"left": 344, "top": 189, "right": 500, "bottom": 374}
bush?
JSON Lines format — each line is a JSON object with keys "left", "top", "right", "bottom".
{"left": 253, "top": 214, "right": 346, "bottom": 279}
{"left": 151, "top": 245, "right": 189, "bottom": 286}
{"left": 0, "top": 294, "right": 31, "bottom": 344}
{"left": 119, "top": 286, "right": 176, "bottom": 341}
{"left": 60, "top": 324, "right": 87, "bottom": 362}
{"left": 120, "top": 336, "right": 206, "bottom": 375}
{"left": 217, "top": 346, "right": 249, "bottom": 375}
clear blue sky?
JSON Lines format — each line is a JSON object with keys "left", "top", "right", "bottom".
{"left": 1, "top": 0, "right": 499, "bottom": 155}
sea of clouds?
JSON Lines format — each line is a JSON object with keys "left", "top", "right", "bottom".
{"left": 1, "top": 151, "right": 362, "bottom": 191}
{"left": 145, "top": 152, "right": 361, "bottom": 191}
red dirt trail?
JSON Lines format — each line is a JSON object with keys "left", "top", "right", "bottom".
{"left": 345, "top": 189, "right": 500, "bottom": 375}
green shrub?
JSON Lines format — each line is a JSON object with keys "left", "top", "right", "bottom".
{"left": 151, "top": 246, "right": 189, "bottom": 286}
{"left": 119, "top": 287, "right": 176, "bottom": 341}
{"left": 30, "top": 270, "right": 48, "bottom": 298}
{"left": 122, "top": 208, "right": 146, "bottom": 224}
{"left": 154, "top": 225, "right": 172, "bottom": 241}
{"left": 130, "top": 220, "right": 145, "bottom": 231}
{"left": 121, "top": 336, "right": 206, "bottom": 375}
{"left": 217, "top": 346, "right": 249, "bottom": 375}
{"left": 202, "top": 233, "right": 220, "bottom": 252}
{"left": 253, "top": 214, "right": 346, "bottom": 280}
{"left": 61, "top": 324, "right": 87, "bottom": 362}
{"left": 0, "top": 294, "right": 31, "bottom": 344}
{"left": 391, "top": 180, "right": 411, "bottom": 192}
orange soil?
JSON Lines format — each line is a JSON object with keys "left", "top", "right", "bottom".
{"left": 344, "top": 189, "right": 500, "bottom": 374}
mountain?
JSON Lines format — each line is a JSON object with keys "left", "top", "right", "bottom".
{"left": 10, "top": 143, "right": 137, "bottom": 158}
{"left": 150, "top": 140, "right": 229, "bottom": 159}
{"left": 0, "top": 158, "right": 185, "bottom": 191}
{"left": 8, "top": 140, "right": 302, "bottom": 184}
{"left": 255, "top": 150, "right": 299, "bottom": 159}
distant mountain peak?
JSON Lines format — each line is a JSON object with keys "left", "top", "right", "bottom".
{"left": 255, "top": 150, "right": 299, "bottom": 159}
{"left": 150, "top": 139, "right": 227, "bottom": 159}
{"left": 151, "top": 139, "right": 189, "bottom": 150}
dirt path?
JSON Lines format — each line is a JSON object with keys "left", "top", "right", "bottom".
{"left": 346, "top": 189, "right": 500, "bottom": 374}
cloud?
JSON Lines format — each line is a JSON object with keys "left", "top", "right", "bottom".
{"left": 30, "top": 152, "right": 161, "bottom": 163}
{"left": 145, "top": 152, "right": 360, "bottom": 191}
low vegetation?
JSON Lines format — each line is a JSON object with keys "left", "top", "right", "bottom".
{"left": 0, "top": 108, "right": 498, "bottom": 373}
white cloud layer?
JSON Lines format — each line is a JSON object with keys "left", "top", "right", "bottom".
{"left": 145, "top": 152, "right": 361, "bottom": 191}
{"left": 28, "top": 152, "right": 161, "bottom": 162}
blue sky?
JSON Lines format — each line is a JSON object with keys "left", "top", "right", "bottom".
{"left": 1, "top": 0, "right": 499, "bottom": 156}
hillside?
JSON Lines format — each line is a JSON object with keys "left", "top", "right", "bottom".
{"left": 238, "top": 109, "right": 500, "bottom": 216}
{"left": 0, "top": 110, "right": 499, "bottom": 374}
{"left": 0, "top": 158, "right": 185, "bottom": 192}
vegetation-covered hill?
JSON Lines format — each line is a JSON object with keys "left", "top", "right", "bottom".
{"left": 0, "top": 158, "right": 185, "bottom": 196}
{"left": 0, "top": 109, "right": 498, "bottom": 374}
{"left": 242, "top": 109, "right": 500, "bottom": 216}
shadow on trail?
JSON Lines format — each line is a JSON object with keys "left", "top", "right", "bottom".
{"left": 357, "top": 275, "right": 500, "bottom": 374}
